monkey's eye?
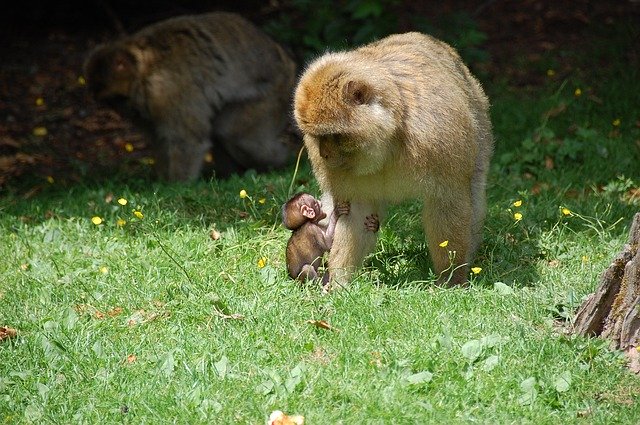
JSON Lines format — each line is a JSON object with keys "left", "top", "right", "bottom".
{"left": 325, "top": 133, "right": 344, "bottom": 144}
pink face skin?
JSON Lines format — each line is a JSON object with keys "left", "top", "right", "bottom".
{"left": 300, "top": 196, "right": 326, "bottom": 223}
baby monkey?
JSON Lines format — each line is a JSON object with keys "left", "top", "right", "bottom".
{"left": 282, "top": 193, "right": 379, "bottom": 284}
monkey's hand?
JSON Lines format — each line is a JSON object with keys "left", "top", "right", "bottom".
{"left": 364, "top": 214, "right": 380, "bottom": 233}
{"left": 335, "top": 201, "right": 351, "bottom": 217}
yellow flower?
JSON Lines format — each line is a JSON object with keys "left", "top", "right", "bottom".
{"left": 77, "top": 76, "right": 86, "bottom": 85}
{"left": 46, "top": 176, "right": 54, "bottom": 184}
{"left": 239, "top": 189, "right": 248, "bottom": 199}
{"left": 258, "top": 198, "right": 266, "bottom": 204}
{"left": 124, "top": 143, "right": 134, "bottom": 152}
{"left": 513, "top": 200, "right": 522, "bottom": 207}
{"left": 439, "top": 240, "right": 449, "bottom": 248}
{"left": 116, "top": 218, "right": 126, "bottom": 227}
{"left": 574, "top": 88, "right": 582, "bottom": 97}
{"left": 471, "top": 267, "right": 482, "bottom": 275}
{"left": 33, "top": 127, "right": 48, "bottom": 137}
{"left": 91, "top": 216, "right": 103, "bottom": 225}
{"left": 257, "top": 257, "right": 267, "bottom": 268}
{"left": 118, "top": 198, "right": 128, "bottom": 206}
{"left": 612, "top": 118, "right": 621, "bottom": 127}
{"left": 561, "top": 207, "right": 572, "bottom": 216}
{"left": 35, "top": 97, "right": 44, "bottom": 106}
{"left": 546, "top": 69, "right": 555, "bottom": 77}
{"left": 100, "top": 266, "right": 108, "bottom": 274}
{"left": 581, "top": 255, "right": 588, "bottom": 263}
{"left": 133, "top": 211, "right": 144, "bottom": 219}
{"left": 514, "top": 212, "right": 523, "bottom": 221}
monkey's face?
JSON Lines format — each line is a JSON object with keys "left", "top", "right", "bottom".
{"left": 316, "top": 133, "right": 353, "bottom": 169}
{"left": 310, "top": 130, "right": 394, "bottom": 176}
{"left": 85, "top": 46, "right": 138, "bottom": 110}
{"left": 295, "top": 62, "right": 399, "bottom": 176}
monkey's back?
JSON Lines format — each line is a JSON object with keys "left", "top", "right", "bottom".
{"left": 128, "top": 12, "right": 296, "bottom": 101}
{"left": 286, "top": 224, "right": 328, "bottom": 279}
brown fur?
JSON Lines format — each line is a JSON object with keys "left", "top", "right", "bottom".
{"left": 85, "top": 12, "right": 296, "bottom": 181}
{"left": 294, "top": 32, "right": 494, "bottom": 288}
{"left": 283, "top": 193, "right": 333, "bottom": 282}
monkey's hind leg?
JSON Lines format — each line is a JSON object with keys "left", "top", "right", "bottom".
{"left": 297, "top": 264, "right": 319, "bottom": 282}
{"left": 213, "top": 97, "right": 292, "bottom": 173}
{"left": 154, "top": 118, "right": 212, "bottom": 181}
{"left": 423, "top": 192, "right": 473, "bottom": 287}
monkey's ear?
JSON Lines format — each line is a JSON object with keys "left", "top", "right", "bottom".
{"left": 343, "top": 80, "right": 374, "bottom": 105}
{"left": 301, "top": 205, "right": 316, "bottom": 219}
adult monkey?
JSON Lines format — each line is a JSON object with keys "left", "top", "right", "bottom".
{"left": 85, "top": 12, "right": 296, "bottom": 181}
{"left": 294, "top": 32, "right": 494, "bottom": 288}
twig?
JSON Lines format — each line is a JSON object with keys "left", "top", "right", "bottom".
{"left": 153, "top": 231, "right": 195, "bottom": 286}
{"left": 287, "top": 145, "right": 306, "bottom": 197}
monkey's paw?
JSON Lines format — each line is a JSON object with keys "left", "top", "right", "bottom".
{"left": 335, "top": 201, "right": 351, "bottom": 216}
{"left": 364, "top": 214, "right": 380, "bottom": 232}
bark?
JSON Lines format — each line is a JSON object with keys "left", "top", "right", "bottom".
{"left": 572, "top": 213, "right": 640, "bottom": 351}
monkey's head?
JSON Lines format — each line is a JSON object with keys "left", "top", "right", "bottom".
{"left": 294, "top": 55, "right": 401, "bottom": 175}
{"left": 84, "top": 44, "right": 140, "bottom": 110}
{"left": 282, "top": 192, "right": 326, "bottom": 230}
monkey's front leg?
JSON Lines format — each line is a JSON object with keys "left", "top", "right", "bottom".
{"left": 326, "top": 202, "right": 379, "bottom": 290}
{"left": 157, "top": 135, "right": 212, "bottom": 182}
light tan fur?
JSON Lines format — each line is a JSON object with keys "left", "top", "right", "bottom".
{"left": 294, "top": 32, "right": 494, "bottom": 287}
{"left": 85, "top": 12, "right": 296, "bottom": 181}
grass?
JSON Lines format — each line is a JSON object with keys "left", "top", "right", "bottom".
{"left": 2, "top": 25, "right": 640, "bottom": 425}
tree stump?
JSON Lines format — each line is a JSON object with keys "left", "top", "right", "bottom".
{"left": 573, "top": 213, "right": 640, "bottom": 358}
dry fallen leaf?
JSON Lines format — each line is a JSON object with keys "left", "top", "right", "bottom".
{"left": 306, "top": 320, "right": 339, "bottom": 332}
{"left": 213, "top": 308, "right": 244, "bottom": 320}
{"left": 268, "top": 410, "right": 304, "bottom": 425}
{"left": 0, "top": 326, "right": 18, "bottom": 341}
{"left": 126, "top": 354, "right": 137, "bottom": 364}
{"left": 107, "top": 307, "right": 123, "bottom": 317}
{"left": 577, "top": 406, "right": 593, "bottom": 418}
{"left": 209, "top": 228, "right": 222, "bottom": 240}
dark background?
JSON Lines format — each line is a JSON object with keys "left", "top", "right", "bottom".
{"left": 1, "top": 0, "right": 638, "bottom": 190}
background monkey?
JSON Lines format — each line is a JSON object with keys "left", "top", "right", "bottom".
{"left": 294, "top": 32, "right": 494, "bottom": 288}
{"left": 84, "top": 12, "right": 296, "bottom": 181}
{"left": 282, "top": 192, "right": 379, "bottom": 283}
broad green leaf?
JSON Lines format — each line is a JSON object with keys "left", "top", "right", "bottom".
{"left": 214, "top": 355, "right": 229, "bottom": 379}
{"left": 63, "top": 307, "right": 78, "bottom": 330}
{"left": 494, "top": 282, "right": 514, "bottom": 295}
{"left": 92, "top": 340, "right": 105, "bottom": 359}
{"left": 256, "top": 380, "right": 274, "bottom": 395}
{"left": 518, "top": 377, "right": 538, "bottom": 405}
{"left": 483, "top": 355, "right": 500, "bottom": 372}
{"left": 461, "top": 339, "right": 483, "bottom": 363}
{"left": 554, "top": 371, "right": 572, "bottom": 393}
{"left": 480, "top": 334, "right": 504, "bottom": 348}
{"left": 36, "top": 383, "right": 50, "bottom": 399}
{"left": 404, "top": 371, "right": 433, "bottom": 385}
{"left": 160, "top": 351, "right": 175, "bottom": 378}
{"left": 285, "top": 363, "right": 305, "bottom": 394}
